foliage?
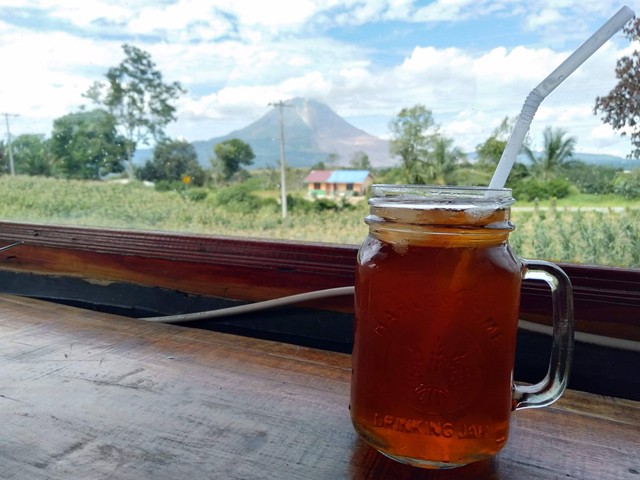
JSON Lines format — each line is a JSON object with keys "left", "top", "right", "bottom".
{"left": 372, "top": 166, "right": 405, "bottom": 184}
{"left": 426, "top": 135, "right": 466, "bottom": 185}
{"left": 185, "top": 188, "right": 208, "bottom": 202}
{"left": 138, "top": 138, "right": 205, "bottom": 185}
{"left": 213, "top": 182, "right": 273, "bottom": 213}
{"left": 511, "top": 177, "right": 572, "bottom": 201}
{"left": 349, "top": 151, "right": 371, "bottom": 170}
{"left": 11, "top": 134, "right": 55, "bottom": 176}
{"left": 50, "top": 109, "right": 127, "bottom": 180}
{"left": 211, "top": 138, "right": 255, "bottom": 182}
{"left": 523, "top": 126, "right": 577, "bottom": 180}
{"left": 0, "top": 140, "right": 6, "bottom": 173}
{"left": 388, "top": 105, "right": 466, "bottom": 184}
{"left": 84, "top": 44, "right": 185, "bottom": 174}
{"left": 309, "top": 160, "right": 326, "bottom": 170}
{"left": 388, "top": 105, "right": 438, "bottom": 183}
{"left": 1, "top": 175, "right": 639, "bottom": 267}
{"left": 562, "top": 161, "right": 619, "bottom": 194}
{"left": 511, "top": 207, "right": 640, "bottom": 267}
{"left": 612, "top": 168, "right": 640, "bottom": 198}
{"left": 475, "top": 116, "right": 517, "bottom": 167}
{"left": 594, "top": 17, "right": 640, "bottom": 159}
{"left": 287, "top": 194, "right": 354, "bottom": 213}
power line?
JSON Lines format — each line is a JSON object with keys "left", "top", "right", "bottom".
{"left": 268, "top": 100, "right": 292, "bottom": 219}
{"left": 2, "top": 112, "right": 19, "bottom": 175}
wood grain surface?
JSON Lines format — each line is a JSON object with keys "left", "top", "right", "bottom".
{"left": 0, "top": 294, "right": 638, "bottom": 479}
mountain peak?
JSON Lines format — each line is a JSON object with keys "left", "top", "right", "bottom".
{"left": 190, "top": 98, "right": 392, "bottom": 169}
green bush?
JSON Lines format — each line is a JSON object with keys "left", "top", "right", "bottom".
{"left": 562, "top": 162, "right": 618, "bottom": 194}
{"left": 214, "top": 183, "right": 272, "bottom": 213}
{"left": 612, "top": 169, "right": 640, "bottom": 198}
{"left": 287, "top": 194, "right": 354, "bottom": 213}
{"left": 512, "top": 177, "right": 572, "bottom": 201}
{"left": 186, "top": 188, "right": 208, "bottom": 202}
{"left": 154, "top": 180, "right": 183, "bottom": 192}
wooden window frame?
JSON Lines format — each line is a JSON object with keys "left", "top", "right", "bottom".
{"left": 0, "top": 220, "right": 639, "bottom": 342}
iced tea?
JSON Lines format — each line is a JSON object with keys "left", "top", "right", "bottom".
{"left": 350, "top": 190, "right": 523, "bottom": 468}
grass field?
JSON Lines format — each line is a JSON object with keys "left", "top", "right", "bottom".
{"left": 1, "top": 175, "right": 639, "bottom": 267}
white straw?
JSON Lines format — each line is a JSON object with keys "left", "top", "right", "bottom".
{"left": 488, "top": 6, "right": 635, "bottom": 190}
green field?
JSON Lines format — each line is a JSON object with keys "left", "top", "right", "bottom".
{"left": 1, "top": 175, "right": 639, "bottom": 267}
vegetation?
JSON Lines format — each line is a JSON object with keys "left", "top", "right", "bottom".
{"left": 211, "top": 138, "right": 256, "bottom": 182}
{"left": 11, "top": 134, "right": 54, "bottom": 176}
{"left": 523, "top": 127, "right": 577, "bottom": 180}
{"left": 389, "top": 105, "right": 438, "bottom": 183}
{"left": 137, "top": 139, "right": 205, "bottom": 186}
{"left": 50, "top": 109, "right": 127, "bottom": 180}
{"left": 2, "top": 40, "right": 640, "bottom": 270}
{"left": 594, "top": 17, "right": 640, "bottom": 159}
{"left": 0, "top": 175, "right": 639, "bottom": 267}
{"left": 84, "top": 44, "right": 185, "bottom": 175}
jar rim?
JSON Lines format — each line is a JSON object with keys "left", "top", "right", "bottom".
{"left": 369, "top": 184, "right": 514, "bottom": 208}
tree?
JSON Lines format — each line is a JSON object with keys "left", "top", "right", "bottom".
{"left": 475, "top": 116, "right": 517, "bottom": 168}
{"left": 389, "top": 105, "right": 438, "bottom": 183}
{"left": 562, "top": 161, "right": 618, "bottom": 194}
{"left": 11, "top": 134, "right": 55, "bottom": 176}
{"left": 523, "top": 126, "right": 577, "bottom": 180}
{"left": 138, "top": 139, "right": 205, "bottom": 185}
{"left": 594, "top": 17, "right": 640, "bottom": 159}
{"left": 0, "top": 140, "right": 7, "bottom": 174}
{"left": 85, "top": 44, "right": 185, "bottom": 176}
{"left": 211, "top": 139, "right": 255, "bottom": 182}
{"left": 425, "top": 135, "right": 466, "bottom": 185}
{"left": 50, "top": 109, "right": 127, "bottom": 180}
{"left": 349, "top": 151, "right": 371, "bottom": 170}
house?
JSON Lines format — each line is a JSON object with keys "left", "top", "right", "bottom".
{"left": 303, "top": 170, "right": 373, "bottom": 197}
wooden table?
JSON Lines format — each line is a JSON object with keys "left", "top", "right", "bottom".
{"left": 0, "top": 294, "right": 638, "bottom": 479}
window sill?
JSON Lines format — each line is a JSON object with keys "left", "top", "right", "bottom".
{"left": 1, "top": 220, "right": 639, "bottom": 342}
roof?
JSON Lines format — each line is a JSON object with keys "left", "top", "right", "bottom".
{"left": 327, "top": 170, "right": 371, "bottom": 184}
{"left": 304, "top": 170, "right": 333, "bottom": 183}
{"left": 303, "top": 170, "right": 371, "bottom": 184}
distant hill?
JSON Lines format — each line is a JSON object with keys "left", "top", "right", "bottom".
{"left": 135, "top": 98, "right": 392, "bottom": 169}
{"left": 572, "top": 152, "right": 639, "bottom": 169}
{"left": 468, "top": 151, "right": 639, "bottom": 170}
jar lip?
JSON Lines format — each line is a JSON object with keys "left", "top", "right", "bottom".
{"left": 369, "top": 184, "right": 514, "bottom": 208}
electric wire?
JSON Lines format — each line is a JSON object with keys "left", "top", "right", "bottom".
{"left": 139, "top": 285, "right": 640, "bottom": 353}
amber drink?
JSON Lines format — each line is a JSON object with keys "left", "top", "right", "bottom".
{"left": 350, "top": 185, "right": 574, "bottom": 469}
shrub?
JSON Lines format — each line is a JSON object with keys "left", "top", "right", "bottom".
{"left": 612, "top": 169, "right": 640, "bottom": 198}
{"left": 186, "top": 188, "right": 208, "bottom": 202}
{"left": 563, "top": 162, "right": 618, "bottom": 194}
{"left": 214, "top": 183, "right": 269, "bottom": 213}
{"left": 512, "top": 177, "right": 572, "bottom": 201}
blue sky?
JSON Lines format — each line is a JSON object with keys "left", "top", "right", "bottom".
{"left": 1, "top": 0, "right": 639, "bottom": 159}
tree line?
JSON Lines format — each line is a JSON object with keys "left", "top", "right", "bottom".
{"left": 2, "top": 18, "right": 640, "bottom": 198}
{"left": 0, "top": 44, "right": 256, "bottom": 187}
{"left": 381, "top": 105, "right": 640, "bottom": 199}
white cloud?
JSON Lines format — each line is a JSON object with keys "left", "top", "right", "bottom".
{"left": 47, "top": 0, "right": 132, "bottom": 27}
{"left": 128, "top": 2, "right": 234, "bottom": 41}
{"left": 525, "top": 8, "right": 564, "bottom": 30}
{"left": 0, "top": 0, "right": 637, "bottom": 159}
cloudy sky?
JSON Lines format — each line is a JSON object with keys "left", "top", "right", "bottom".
{"left": 1, "top": 0, "right": 639, "bottom": 158}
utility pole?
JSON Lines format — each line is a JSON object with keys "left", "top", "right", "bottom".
{"left": 269, "top": 101, "right": 291, "bottom": 219}
{"left": 2, "top": 113, "right": 18, "bottom": 175}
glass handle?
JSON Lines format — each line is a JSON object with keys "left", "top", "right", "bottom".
{"left": 513, "top": 260, "right": 575, "bottom": 410}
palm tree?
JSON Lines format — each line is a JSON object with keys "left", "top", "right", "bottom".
{"left": 425, "top": 135, "right": 466, "bottom": 185}
{"left": 524, "top": 126, "right": 577, "bottom": 180}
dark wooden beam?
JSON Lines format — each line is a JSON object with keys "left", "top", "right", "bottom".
{"left": 1, "top": 221, "right": 639, "bottom": 340}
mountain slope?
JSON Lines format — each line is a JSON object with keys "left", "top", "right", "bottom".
{"left": 190, "top": 98, "right": 392, "bottom": 168}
